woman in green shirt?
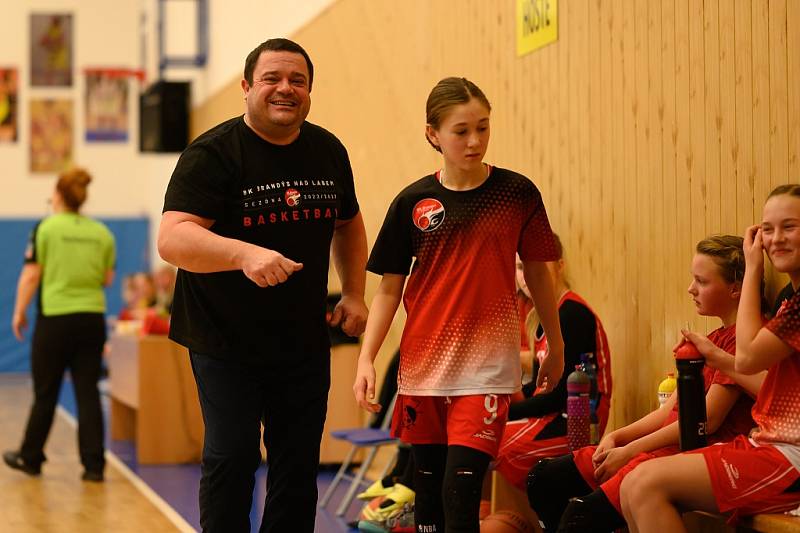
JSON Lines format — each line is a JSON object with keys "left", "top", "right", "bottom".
{"left": 4, "top": 167, "right": 115, "bottom": 481}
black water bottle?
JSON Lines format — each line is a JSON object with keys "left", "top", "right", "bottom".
{"left": 675, "top": 341, "right": 707, "bottom": 451}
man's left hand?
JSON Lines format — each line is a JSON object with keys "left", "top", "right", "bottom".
{"left": 328, "top": 295, "right": 368, "bottom": 337}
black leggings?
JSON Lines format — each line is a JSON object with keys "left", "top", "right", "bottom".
{"left": 412, "top": 444, "right": 491, "bottom": 533}
{"left": 527, "top": 453, "right": 623, "bottom": 532}
{"left": 20, "top": 313, "right": 106, "bottom": 473}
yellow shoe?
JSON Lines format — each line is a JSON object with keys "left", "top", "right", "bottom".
{"left": 369, "top": 483, "right": 415, "bottom": 520}
{"left": 357, "top": 479, "right": 395, "bottom": 501}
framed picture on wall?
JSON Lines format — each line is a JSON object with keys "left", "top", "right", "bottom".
{"left": 0, "top": 68, "right": 18, "bottom": 142}
{"left": 85, "top": 69, "right": 129, "bottom": 142}
{"left": 30, "top": 14, "right": 73, "bottom": 87}
{"left": 30, "top": 99, "right": 72, "bottom": 173}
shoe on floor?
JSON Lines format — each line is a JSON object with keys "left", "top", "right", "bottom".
{"left": 357, "top": 479, "right": 394, "bottom": 500}
{"left": 369, "top": 483, "right": 415, "bottom": 520}
{"left": 3, "top": 450, "right": 41, "bottom": 476}
{"left": 81, "top": 470, "right": 104, "bottom": 482}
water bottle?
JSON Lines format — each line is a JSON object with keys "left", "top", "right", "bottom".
{"left": 675, "top": 342, "right": 707, "bottom": 451}
{"left": 567, "top": 364, "right": 591, "bottom": 451}
{"left": 580, "top": 353, "right": 600, "bottom": 444}
{"left": 657, "top": 372, "right": 677, "bottom": 406}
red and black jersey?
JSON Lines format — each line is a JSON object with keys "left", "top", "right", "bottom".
{"left": 367, "top": 166, "right": 558, "bottom": 396}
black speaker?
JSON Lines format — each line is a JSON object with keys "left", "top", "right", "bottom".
{"left": 139, "top": 80, "right": 190, "bottom": 153}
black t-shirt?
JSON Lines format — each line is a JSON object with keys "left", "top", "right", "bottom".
{"left": 162, "top": 117, "right": 359, "bottom": 359}
{"left": 510, "top": 299, "right": 597, "bottom": 422}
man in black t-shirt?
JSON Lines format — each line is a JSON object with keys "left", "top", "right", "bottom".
{"left": 158, "top": 38, "right": 368, "bottom": 533}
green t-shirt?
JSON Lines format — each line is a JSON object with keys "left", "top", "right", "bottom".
{"left": 27, "top": 212, "right": 116, "bottom": 316}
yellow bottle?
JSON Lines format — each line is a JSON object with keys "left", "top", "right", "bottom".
{"left": 658, "top": 372, "right": 677, "bottom": 406}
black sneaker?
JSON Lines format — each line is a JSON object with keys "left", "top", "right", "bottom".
{"left": 3, "top": 450, "right": 41, "bottom": 476}
{"left": 81, "top": 470, "right": 104, "bottom": 482}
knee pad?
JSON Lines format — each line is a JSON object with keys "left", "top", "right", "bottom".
{"left": 557, "top": 491, "right": 624, "bottom": 533}
{"left": 442, "top": 467, "right": 484, "bottom": 531}
{"left": 526, "top": 458, "right": 557, "bottom": 510}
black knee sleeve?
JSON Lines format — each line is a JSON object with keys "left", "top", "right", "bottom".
{"left": 527, "top": 454, "right": 592, "bottom": 531}
{"left": 442, "top": 445, "right": 491, "bottom": 533}
{"left": 412, "top": 444, "right": 447, "bottom": 532}
{"left": 556, "top": 490, "right": 624, "bottom": 533}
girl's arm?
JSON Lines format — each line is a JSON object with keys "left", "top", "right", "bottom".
{"left": 681, "top": 330, "right": 766, "bottom": 398}
{"left": 523, "top": 261, "right": 564, "bottom": 391}
{"left": 11, "top": 263, "right": 42, "bottom": 341}
{"left": 596, "top": 393, "right": 676, "bottom": 454}
{"left": 736, "top": 226, "right": 794, "bottom": 374}
{"left": 353, "top": 273, "right": 405, "bottom": 412}
{"left": 594, "top": 383, "right": 740, "bottom": 482}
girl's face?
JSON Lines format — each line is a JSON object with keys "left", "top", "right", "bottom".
{"left": 687, "top": 254, "right": 739, "bottom": 318}
{"left": 515, "top": 258, "right": 530, "bottom": 298}
{"left": 426, "top": 98, "right": 490, "bottom": 173}
{"left": 761, "top": 194, "right": 800, "bottom": 274}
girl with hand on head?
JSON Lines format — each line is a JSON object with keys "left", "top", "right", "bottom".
{"left": 528, "top": 235, "right": 759, "bottom": 533}
{"left": 353, "top": 77, "right": 564, "bottom": 532}
{"left": 620, "top": 187, "right": 800, "bottom": 532}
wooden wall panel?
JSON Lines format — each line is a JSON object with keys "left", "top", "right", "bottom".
{"left": 192, "top": 0, "right": 800, "bottom": 427}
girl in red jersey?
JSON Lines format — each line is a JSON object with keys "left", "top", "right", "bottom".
{"left": 527, "top": 235, "right": 762, "bottom": 532}
{"left": 494, "top": 238, "right": 612, "bottom": 493}
{"left": 353, "top": 77, "right": 565, "bottom": 532}
{"left": 620, "top": 186, "right": 800, "bottom": 532}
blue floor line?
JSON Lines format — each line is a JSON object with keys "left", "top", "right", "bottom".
{"left": 57, "top": 377, "right": 362, "bottom": 532}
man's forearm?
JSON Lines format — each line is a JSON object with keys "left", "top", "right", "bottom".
{"left": 332, "top": 213, "right": 368, "bottom": 298}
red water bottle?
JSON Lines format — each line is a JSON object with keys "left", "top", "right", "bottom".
{"left": 567, "top": 364, "right": 591, "bottom": 451}
{"left": 675, "top": 341, "right": 707, "bottom": 451}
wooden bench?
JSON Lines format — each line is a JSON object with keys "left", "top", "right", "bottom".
{"left": 685, "top": 511, "right": 800, "bottom": 533}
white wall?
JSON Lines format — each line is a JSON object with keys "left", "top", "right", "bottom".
{"left": 1, "top": 0, "right": 333, "bottom": 264}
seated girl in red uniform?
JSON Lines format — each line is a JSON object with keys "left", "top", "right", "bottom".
{"left": 528, "top": 235, "right": 762, "bottom": 532}
{"left": 620, "top": 187, "right": 800, "bottom": 532}
{"left": 493, "top": 234, "right": 612, "bottom": 491}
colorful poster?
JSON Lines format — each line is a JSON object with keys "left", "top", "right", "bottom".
{"left": 30, "top": 99, "right": 72, "bottom": 173}
{"left": 85, "top": 69, "right": 129, "bottom": 142}
{"left": 0, "top": 68, "right": 18, "bottom": 142}
{"left": 30, "top": 14, "right": 73, "bottom": 87}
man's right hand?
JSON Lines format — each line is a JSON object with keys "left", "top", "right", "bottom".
{"left": 241, "top": 247, "right": 303, "bottom": 287}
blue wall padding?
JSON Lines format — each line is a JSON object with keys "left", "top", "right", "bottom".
{"left": 0, "top": 217, "right": 150, "bottom": 372}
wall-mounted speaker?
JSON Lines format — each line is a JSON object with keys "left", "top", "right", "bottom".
{"left": 139, "top": 80, "right": 190, "bottom": 153}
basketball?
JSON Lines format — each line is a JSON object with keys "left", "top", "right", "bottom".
{"left": 480, "top": 509, "right": 535, "bottom": 533}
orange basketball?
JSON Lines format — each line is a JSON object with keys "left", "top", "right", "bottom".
{"left": 480, "top": 510, "right": 535, "bottom": 533}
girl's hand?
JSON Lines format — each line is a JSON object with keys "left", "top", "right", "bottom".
{"left": 678, "top": 329, "right": 715, "bottom": 357}
{"left": 743, "top": 224, "right": 765, "bottom": 269}
{"left": 591, "top": 434, "right": 617, "bottom": 466}
{"left": 681, "top": 329, "right": 733, "bottom": 371}
{"left": 353, "top": 357, "right": 381, "bottom": 413}
{"left": 593, "top": 446, "right": 634, "bottom": 483}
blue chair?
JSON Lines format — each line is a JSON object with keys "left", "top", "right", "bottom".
{"left": 318, "top": 393, "right": 399, "bottom": 516}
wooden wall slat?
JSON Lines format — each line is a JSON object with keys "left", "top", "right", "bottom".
{"left": 704, "top": 0, "right": 722, "bottom": 237}
{"left": 752, "top": 0, "right": 771, "bottom": 218}
{"left": 719, "top": 0, "right": 737, "bottom": 235}
{"left": 190, "top": 0, "right": 799, "bottom": 429}
{"left": 769, "top": 0, "right": 789, "bottom": 188}
{"left": 790, "top": 0, "right": 800, "bottom": 181}
{"left": 735, "top": 0, "right": 755, "bottom": 237}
